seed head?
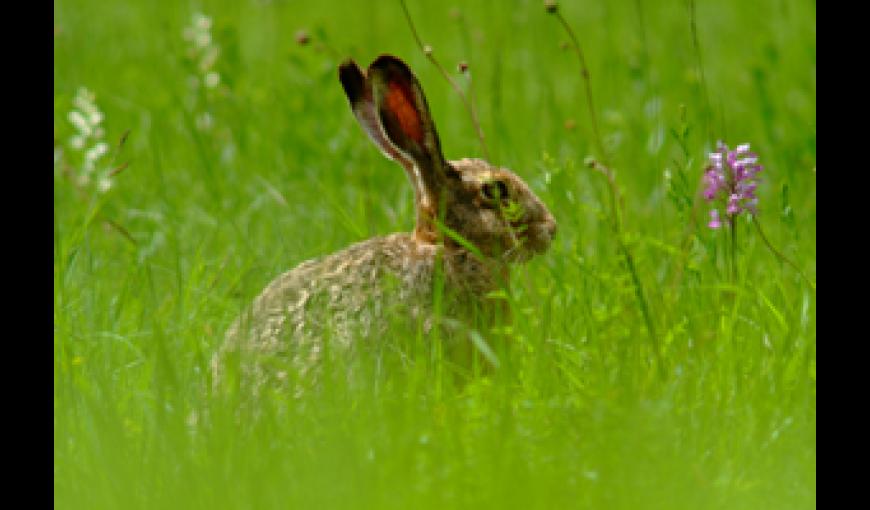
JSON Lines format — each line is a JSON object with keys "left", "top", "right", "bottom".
{"left": 295, "top": 30, "right": 310, "bottom": 46}
{"left": 583, "top": 155, "right": 596, "bottom": 168}
{"left": 544, "top": 0, "right": 559, "bottom": 14}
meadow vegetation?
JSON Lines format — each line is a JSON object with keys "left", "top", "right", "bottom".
{"left": 54, "top": 0, "right": 816, "bottom": 508}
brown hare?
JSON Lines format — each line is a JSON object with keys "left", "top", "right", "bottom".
{"left": 211, "top": 55, "right": 556, "bottom": 396}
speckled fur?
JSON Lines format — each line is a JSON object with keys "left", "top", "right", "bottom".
{"left": 211, "top": 56, "right": 556, "bottom": 396}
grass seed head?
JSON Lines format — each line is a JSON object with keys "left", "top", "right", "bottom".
{"left": 295, "top": 29, "right": 310, "bottom": 46}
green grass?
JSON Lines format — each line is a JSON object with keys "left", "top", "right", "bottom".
{"left": 54, "top": 0, "right": 816, "bottom": 508}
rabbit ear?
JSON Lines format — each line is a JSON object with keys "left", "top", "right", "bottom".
{"left": 365, "top": 55, "right": 446, "bottom": 178}
{"left": 339, "top": 56, "right": 449, "bottom": 223}
{"left": 339, "top": 59, "right": 415, "bottom": 170}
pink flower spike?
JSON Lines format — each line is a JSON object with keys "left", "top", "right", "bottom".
{"left": 701, "top": 140, "right": 763, "bottom": 228}
{"left": 708, "top": 209, "right": 722, "bottom": 229}
{"left": 727, "top": 151, "right": 737, "bottom": 167}
{"left": 727, "top": 194, "right": 742, "bottom": 215}
{"left": 737, "top": 181, "right": 758, "bottom": 194}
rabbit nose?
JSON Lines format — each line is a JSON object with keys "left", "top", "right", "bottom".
{"left": 542, "top": 213, "right": 557, "bottom": 240}
{"left": 527, "top": 215, "right": 556, "bottom": 253}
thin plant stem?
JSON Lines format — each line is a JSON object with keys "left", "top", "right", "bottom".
{"left": 722, "top": 139, "right": 737, "bottom": 285}
{"left": 551, "top": 9, "right": 608, "bottom": 165}
{"left": 103, "top": 217, "right": 138, "bottom": 246}
{"left": 398, "top": 0, "right": 490, "bottom": 160}
{"left": 60, "top": 130, "right": 137, "bottom": 247}
{"left": 547, "top": 4, "right": 664, "bottom": 377}
{"left": 729, "top": 216, "right": 736, "bottom": 284}
{"left": 752, "top": 217, "right": 816, "bottom": 291}
{"left": 588, "top": 159, "right": 662, "bottom": 376}
{"left": 550, "top": 3, "right": 661, "bottom": 375}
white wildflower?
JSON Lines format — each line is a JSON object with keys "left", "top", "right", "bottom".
{"left": 184, "top": 12, "right": 222, "bottom": 93}
{"left": 69, "top": 134, "right": 85, "bottom": 150}
{"left": 200, "top": 46, "right": 220, "bottom": 72}
{"left": 204, "top": 71, "right": 220, "bottom": 89}
{"left": 183, "top": 11, "right": 230, "bottom": 142}
{"left": 73, "top": 87, "right": 96, "bottom": 111}
{"left": 195, "top": 32, "right": 212, "bottom": 50}
{"left": 87, "top": 110, "right": 104, "bottom": 127}
{"left": 194, "top": 13, "right": 212, "bottom": 31}
{"left": 64, "top": 87, "right": 117, "bottom": 195}
{"left": 85, "top": 142, "right": 109, "bottom": 164}
{"left": 68, "top": 110, "right": 90, "bottom": 136}
{"left": 97, "top": 176, "right": 113, "bottom": 193}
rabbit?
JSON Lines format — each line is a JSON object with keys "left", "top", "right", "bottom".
{"left": 210, "top": 54, "right": 556, "bottom": 397}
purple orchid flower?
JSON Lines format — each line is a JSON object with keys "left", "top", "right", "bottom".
{"left": 703, "top": 141, "right": 763, "bottom": 229}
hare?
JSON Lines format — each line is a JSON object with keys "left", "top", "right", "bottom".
{"left": 211, "top": 55, "right": 556, "bottom": 396}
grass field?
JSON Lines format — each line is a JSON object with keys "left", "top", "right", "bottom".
{"left": 54, "top": 0, "right": 816, "bottom": 508}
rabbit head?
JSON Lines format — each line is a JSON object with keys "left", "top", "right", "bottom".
{"left": 339, "top": 55, "right": 556, "bottom": 264}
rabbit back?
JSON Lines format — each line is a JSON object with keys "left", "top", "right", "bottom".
{"left": 212, "top": 233, "right": 437, "bottom": 394}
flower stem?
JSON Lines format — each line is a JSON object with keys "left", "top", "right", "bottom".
{"left": 588, "top": 159, "right": 662, "bottom": 377}
{"left": 729, "top": 215, "right": 736, "bottom": 284}
{"left": 398, "top": 0, "right": 490, "bottom": 160}
{"left": 549, "top": 5, "right": 660, "bottom": 373}
{"left": 552, "top": 10, "right": 608, "bottom": 165}
{"left": 752, "top": 217, "right": 816, "bottom": 291}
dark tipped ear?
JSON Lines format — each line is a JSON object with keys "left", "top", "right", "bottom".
{"left": 338, "top": 58, "right": 414, "bottom": 167}
{"left": 338, "top": 59, "right": 366, "bottom": 108}
{"left": 367, "top": 55, "right": 445, "bottom": 173}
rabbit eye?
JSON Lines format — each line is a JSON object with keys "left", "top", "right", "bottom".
{"left": 481, "top": 180, "right": 509, "bottom": 202}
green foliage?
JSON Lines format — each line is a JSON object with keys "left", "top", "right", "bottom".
{"left": 54, "top": 0, "right": 816, "bottom": 508}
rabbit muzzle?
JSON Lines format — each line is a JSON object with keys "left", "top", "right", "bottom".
{"left": 501, "top": 214, "right": 556, "bottom": 263}
{"left": 527, "top": 214, "right": 557, "bottom": 254}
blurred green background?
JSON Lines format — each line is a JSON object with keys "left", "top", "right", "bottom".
{"left": 54, "top": 1, "right": 816, "bottom": 508}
